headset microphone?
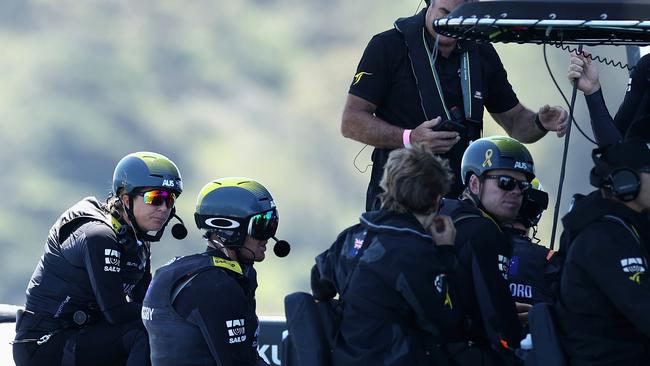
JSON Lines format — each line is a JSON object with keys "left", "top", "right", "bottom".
{"left": 171, "top": 214, "right": 188, "bottom": 240}
{"left": 272, "top": 236, "right": 291, "bottom": 258}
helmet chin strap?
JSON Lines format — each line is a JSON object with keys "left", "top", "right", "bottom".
{"left": 122, "top": 195, "right": 143, "bottom": 244}
{"left": 207, "top": 237, "right": 256, "bottom": 264}
{"left": 467, "top": 177, "right": 488, "bottom": 213}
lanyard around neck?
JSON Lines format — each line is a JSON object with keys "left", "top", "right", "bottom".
{"left": 422, "top": 28, "right": 472, "bottom": 121}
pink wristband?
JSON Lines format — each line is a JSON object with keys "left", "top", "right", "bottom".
{"left": 403, "top": 129, "right": 412, "bottom": 148}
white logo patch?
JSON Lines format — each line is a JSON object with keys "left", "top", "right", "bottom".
{"left": 226, "top": 319, "right": 246, "bottom": 344}
{"left": 474, "top": 91, "right": 483, "bottom": 100}
{"left": 104, "top": 249, "right": 121, "bottom": 272}
{"left": 621, "top": 257, "right": 647, "bottom": 273}
{"left": 498, "top": 255, "right": 510, "bottom": 280}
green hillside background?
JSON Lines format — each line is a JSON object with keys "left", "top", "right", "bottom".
{"left": 0, "top": 0, "right": 631, "bottom": 315}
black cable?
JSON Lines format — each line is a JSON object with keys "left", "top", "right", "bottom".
{"left": 353, "top": 144, "right": 373, "bottom": 174}
{"left": 549, "top": 44, "right": 583, "bottom": 250}
{"left": 551, "top": 43, "right": 635, "bottom": 72}
{"left": 542, "top": 44, "right": 598, "bottom": 145}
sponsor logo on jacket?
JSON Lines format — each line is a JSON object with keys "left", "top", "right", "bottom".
{"left": 104, "top": 249, "right": 121, "bottom": 272}
{"left": 226, "top": 319, "right": 247, "bottom": 344}
{"left": 141, "top": 306, "right": 155, "bottom": 321}
{"left": 621, "top": 257, "right": 647, "bottom": 284}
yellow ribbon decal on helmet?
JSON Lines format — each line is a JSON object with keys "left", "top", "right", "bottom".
{"left": 353, "top": 72, "right": 373, "bottom": 85}
{"left": 630, "top": 272, "right": 643, "bottom": 284}
{"left": 482, "top": 149, "right": 493, "bottom": 168}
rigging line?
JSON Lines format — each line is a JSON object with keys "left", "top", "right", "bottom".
{"left": 549, "top": 44, "right": 583, "bottom": 250}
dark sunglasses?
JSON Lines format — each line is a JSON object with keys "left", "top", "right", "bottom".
{"left": 137, "top": 189, "right": 176, "bottom": 208}
{"left": 484, "top": 175, "right": 531, "bottom": 192}
{"left": 247, "top": 209, "right": 279, "bottom": 241}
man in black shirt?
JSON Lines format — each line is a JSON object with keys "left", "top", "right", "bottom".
{"left": 343, "top": 0, "right": 568, "bottom": 210}
{"left": 13, "top": 152, "right": 183, "bottom": 366}
{"left": 143, "top": 177, "right": 280, "bottom": 366}
{"left": 556, "top": 138, "right": 650, "bottom": 366}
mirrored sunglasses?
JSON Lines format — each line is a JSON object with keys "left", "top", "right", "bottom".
{"left": 484, "top": 175, "right": 531, "bottom": 192}
{"left": 247, "top": 209, "right": 279, "bottom": 241}
{"left": 137, "top": 189, "right": 176, "bottom": 208}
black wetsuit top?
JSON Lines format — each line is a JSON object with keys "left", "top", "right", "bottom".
{"left": 13, "top": 197, "right": 152, "bottom": 366}
{"left": 24, "top": 197, "right": 150, "bottom": 326}
{"left": 143, "top": 249, "right": 266, "bottom": 366}
{"left": 585, "top": 54, "right": 650, "bottom": 145}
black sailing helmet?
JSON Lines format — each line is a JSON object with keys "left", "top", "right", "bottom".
{"left": 460, "top": 135, "right": 535, "bottom": 185}
{"left": 112, "top": 152, "right": 183, "bottom": 196}
{"left": 112, "top": 152, "right": 183, "bottom": 241}
{"left": 195, "top": 177, "right": 278, "bottom": 247}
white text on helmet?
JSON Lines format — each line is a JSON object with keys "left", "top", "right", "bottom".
{"left": 162, "top": 179, "right": 176, "bottom": 188}
{"left": 514, "top": 162, "right": 529, "bottom": 170}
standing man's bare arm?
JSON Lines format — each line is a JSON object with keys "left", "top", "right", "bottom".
{"left": 491, "top": 103, "right": 568, "bottom": 143}
{"left": 341, "top": 95, "right": 404, "bottom": 148}
{"left": 341, "top": 94, "right": 460, "bottom": 153}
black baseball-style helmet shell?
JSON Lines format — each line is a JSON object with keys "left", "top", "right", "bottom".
{"left": 112, "top": 152, "right": 183, "bottom": 196}
{"left": 461, "top": 136, "right": 535, "bottom": 185}
{"left": 194, "top": 177, "right": 276, "bottom": 230}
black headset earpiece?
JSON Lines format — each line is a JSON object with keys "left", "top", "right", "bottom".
{"left": 171, "top": 213, "right": 188, "bottom": 240}
{"left": 271, "top": 236, "right": 291, "bottom": 258}
{"left": 608, "top": 168, "right": 641, "bottom": 202}
{"left": 591, "top": 147, "right": 641, "bottom": 202}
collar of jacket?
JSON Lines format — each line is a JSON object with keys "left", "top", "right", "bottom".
{"left": 562, "top": 190, "right": 649, "bottom": 244}
{"left": 359, "top": 210, "right": 432, "bottom": 240}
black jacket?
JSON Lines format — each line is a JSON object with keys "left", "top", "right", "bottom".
{"left": 556, "top": 191, "right": 650, "bottom": 366}
{"left": 22, "top": 197, "right": 150, "bottom": 329}
{"left": 143, "top": 249, "right": 265, "bottom": 366}
{"left": 312, "top": 210, "right": 462, "bottom": 366}
{"left": 440, "top": 199, "right": 523, "bottom": 349}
